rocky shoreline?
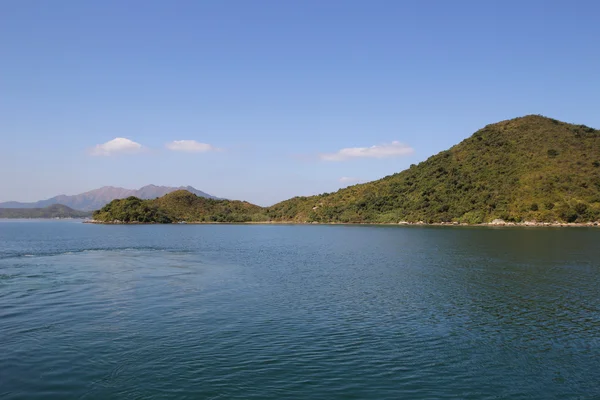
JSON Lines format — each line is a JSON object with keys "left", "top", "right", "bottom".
{"left": 84, "top": 219, "right": 600, "bottom": 227}
{"left": 483, "top": 219, "right": 599, "bottom": 227}
{"left": 399, "top": 219, "right": 600, "bottom": 227}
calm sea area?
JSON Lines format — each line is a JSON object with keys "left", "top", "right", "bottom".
{"left": 1, "top": 220, "right": 599, "bottom": 399}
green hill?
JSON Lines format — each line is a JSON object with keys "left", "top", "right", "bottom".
{"left": 268, "top": 115, "right": 600, "bottom": 224}
{"left": 92, "top": 115, "right": 600, "bottom": 224}
{"left": 0, "top": 204, "right": 92, "bottom": 219}
{"left": 92, "top": 191, "right": 268, "bottom": 223}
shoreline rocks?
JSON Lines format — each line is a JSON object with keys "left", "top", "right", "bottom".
{"left": 83, "top": 219, "right": 600, "bottom": 227}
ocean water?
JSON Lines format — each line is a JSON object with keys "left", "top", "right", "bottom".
{"left": 1, "top": 220, "right": 599, "bottom": 399}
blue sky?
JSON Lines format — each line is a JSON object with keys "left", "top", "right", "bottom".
{"left": 1, "top": 0, "right": 599, "bottom": 206}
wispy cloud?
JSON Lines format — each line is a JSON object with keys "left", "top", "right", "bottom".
{"left": 90, "top": 138, "right": 143, "bottom": 156}
{"left": 166, "top": 140, "right": 218, "bottom": 153}
{"left": 339, "top": 176, "right": 361, "bottom": 184}
{"left": 320, "top": 141, "right": 414, "bottom": 161}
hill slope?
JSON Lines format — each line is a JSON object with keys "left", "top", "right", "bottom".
{"left": 0, "top": 204, "right": 92, "bottom": 219}
{"left": 93, "top": 191, "right": 267, "bottom": 223}
{"left": 0, "top": 185, "right": 218, "bottom": 211}
{"left": 268, "top": 115, "right": 600, "bottom": 223}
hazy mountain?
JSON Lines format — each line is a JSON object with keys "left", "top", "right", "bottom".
{"left": 0, "top": 204, "right": 92, "bottom": 219}
{"left": 0, "top": 185, "right": 218, "bottom": 211}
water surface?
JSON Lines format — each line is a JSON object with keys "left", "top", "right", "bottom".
{"left": 1, "top": 221, "right": 599, "bottom": 399}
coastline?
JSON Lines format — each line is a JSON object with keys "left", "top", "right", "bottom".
{"left": 83, "top": 219, "right": 600, "bottom": 227}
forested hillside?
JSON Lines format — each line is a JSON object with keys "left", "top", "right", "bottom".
{"left": 268, "top": 115, "right": 600, "bottom": 223}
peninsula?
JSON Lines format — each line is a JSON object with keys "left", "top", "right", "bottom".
{"left": 91, "top": 115, "right": 600, "bottom": 225}
{"left": 0, "top": 204, "right": 92, "bottom": 219}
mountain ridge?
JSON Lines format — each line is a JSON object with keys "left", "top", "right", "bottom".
{"left": 0, "top": 185, "right": 218, "bottom": 211}
{"left": 267, "top": 115, "right": 600, "bottom": 223}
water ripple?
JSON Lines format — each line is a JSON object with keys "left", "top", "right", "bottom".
{"left": 1, "top": 224, "right": 599, "bottom": 399}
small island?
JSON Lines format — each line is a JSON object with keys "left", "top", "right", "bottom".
{"left": 91, "top": 191, "right": 268, "bottom": 223}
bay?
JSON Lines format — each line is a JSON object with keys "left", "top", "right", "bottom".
{"left": 1, "top": 221, "right": 599, "bottom": 399}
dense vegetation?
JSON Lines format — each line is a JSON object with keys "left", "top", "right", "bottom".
{"left": 93, "top": 116, "right": 600, "bottom": 224}
{"left": 0, "top": 204, "right": 92, "bottom": 219}
{"left": 268, "top": 115, "right": 600, "bottom": 224}
{"left": 92, "top": 191, "right": 268, "bottom": 223}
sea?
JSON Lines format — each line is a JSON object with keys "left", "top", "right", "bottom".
{"left": 1, "top": 220, "right": 599, "bottom": 399}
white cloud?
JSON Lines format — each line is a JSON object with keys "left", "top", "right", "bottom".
{"left": 165, "top": 140, "right": 218, "bottom": 153}
{"left": 90, "top": 138, "right": 143, "bottom": 156}
{"left": 339, "top": 176, "right": 361, "bottom": 183}
{"left": 320, "top": 141, "right": 414, "bottom": 161}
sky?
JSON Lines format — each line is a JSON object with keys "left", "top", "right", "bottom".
{"left": 1, "top": 0, "right": 599, "bottom": 206}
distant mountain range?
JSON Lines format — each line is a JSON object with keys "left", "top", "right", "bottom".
{"left": 0, "top": 185, "right": 217, "bottom": 211}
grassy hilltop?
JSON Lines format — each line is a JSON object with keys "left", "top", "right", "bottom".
{"left": 93, "top": 115, "right": 600, "bottom": 224}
